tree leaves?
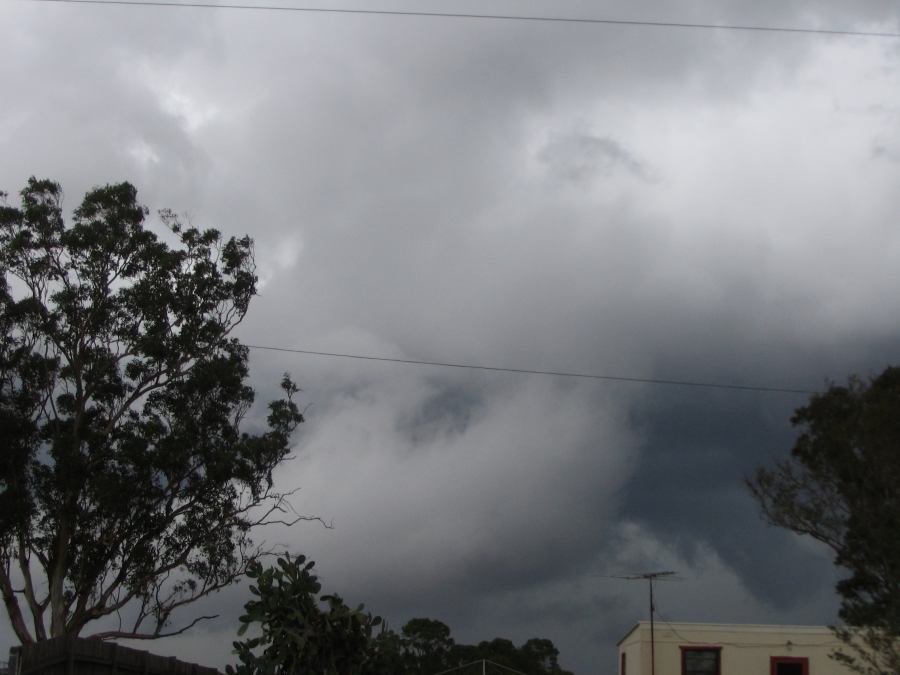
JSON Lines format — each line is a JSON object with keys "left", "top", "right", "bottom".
{"left": 749, "top": 366, "right": 900, "bottom": 675}
{"left": 0, "top": 178, "right": 306, "bottom": 642}
{"left": 228, "top": 555, "right": 382, "bottom": 675}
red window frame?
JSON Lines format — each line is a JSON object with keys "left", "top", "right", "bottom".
{"left": 770, "top": 656, "right": 809, "bottom": 675}
{"left": 680, "top": 646, "right": 722, "bottom": 675}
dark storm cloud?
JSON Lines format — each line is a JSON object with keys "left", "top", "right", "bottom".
{"left": 622, "top": 388, "right": 833, "bottom": 606}
{"left": 3, "top": 1, "right": 900, "bottom": 674}
{"left": 396, "top": 381, "right": 486, "bottom": 446}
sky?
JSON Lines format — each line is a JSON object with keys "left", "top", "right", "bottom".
{"left": 2, "top": 0, "right": 900, "bottom": 673}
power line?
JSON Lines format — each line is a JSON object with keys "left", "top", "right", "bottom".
{"left": 433, "top": 660, "right": 528, "bottom": 675}
{"left": 608, "top": 571, "right": 677, "bottom": 675}
{"left": 16, "top": 0, "right": 900, "bottom": 39}
{"left": 244, "top": 343, "right": 818, "bottom": 395}
{"left": 484, "top": 660, "right": 529, "bottom": 675}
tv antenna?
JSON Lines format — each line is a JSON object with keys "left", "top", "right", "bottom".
{"left": 600, "top": 571, "right": 677, "bottom": 675}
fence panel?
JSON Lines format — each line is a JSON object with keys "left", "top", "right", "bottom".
{"left": 10, "top": 637, "right": 219, "bottom": 675}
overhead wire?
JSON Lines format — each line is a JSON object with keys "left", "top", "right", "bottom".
{"left": 244, "top": 344, "right": 819, "bottom": 395}
{"left": 433, "top": 660, "right": 529, "bottom": 675}
{"left": 15, "top": 0, "right": 900, "bottom": 39}
{"left": 12, "top": 0, "right": 852, "bottom": 399}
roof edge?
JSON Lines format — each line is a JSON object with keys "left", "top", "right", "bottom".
{"left": 616, "top": 623, "right": 642, "bottom": 647}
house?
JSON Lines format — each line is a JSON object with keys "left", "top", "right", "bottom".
{"left": 616, "top": 621, "right": 857, "bottom": 675}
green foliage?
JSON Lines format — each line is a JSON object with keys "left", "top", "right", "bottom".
{"left": 521, "top": 638, "right": 562, "bottom": 673}
{"left": 228, "top": 557, "right": 574, "bottom": 675}
{"left": 467, "top": 637, "right": 571, "bottom": 675}
{"left": 227, "top": 555, "right": 383, "bottom": 675}
{"left": 363, "top": 619, "right": 572, "bottom": 675}
{"left": 748, "top": 366, "right": 900, "bottom": 675}
{"left": 401, "top": 617, "right": 455, "bottom": 674}
{"left": 0, "top": 178, "right": 305, "bottom": 642}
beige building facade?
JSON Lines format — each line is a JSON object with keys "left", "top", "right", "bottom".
{"left": 617, "top": 622, "right": 856, "bottom": 675}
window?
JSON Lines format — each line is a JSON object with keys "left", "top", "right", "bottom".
{"left": 770, "top": 656, "right": 808, "bottom": 675}
{"left": 620, "top": 652, "right": 626, "bottom": 675}
{"left": 681, "top": 647, "right": 721, "bottom": 675}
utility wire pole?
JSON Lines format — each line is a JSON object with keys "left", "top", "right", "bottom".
{"left": 599, "top": 570, "right": 676, "bottom": 675}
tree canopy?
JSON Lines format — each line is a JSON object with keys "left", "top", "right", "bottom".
{"left": 748, "top": 366, "right": 900, "bottom": 675}
{"left": 0, "top": 178, "right": 306, "bottom": 642}
{"left": 228, "top": 555, "right": 383, "bottom": 675}
{"left": 230, "top": 556, "right": 574, "bottom": 675}
{"left": 365, "top": 622, "right": 573, "bottom": 675}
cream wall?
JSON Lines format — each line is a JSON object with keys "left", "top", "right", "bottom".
{"left": 618, "top": 623, "right": 644, "bottom": 675}
{"left": 615, "top": 622, "right": 856, "bottom": 675}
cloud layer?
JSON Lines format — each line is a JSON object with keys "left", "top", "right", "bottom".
{"left": 2, "top": 1, "right": 900, "bottom": 672}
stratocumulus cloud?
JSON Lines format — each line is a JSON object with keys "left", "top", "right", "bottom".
{"left": 2, "top": 1, "right": 900, "bottom": 672}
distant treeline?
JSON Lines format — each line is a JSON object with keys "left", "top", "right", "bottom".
{"left": 367, "top": 617, "right": 575, "bottom": 675}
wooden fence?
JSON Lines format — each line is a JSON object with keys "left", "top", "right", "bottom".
{"left": 9, "top": 637, "right": 220, "bottom": 675}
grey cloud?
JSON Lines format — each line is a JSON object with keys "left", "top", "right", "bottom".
{"left": 3, "top": 1, "right": 900, "bottom": 673}
{"left": 279, "top": 374, "right": 639, "bottom": 594}
{"left": 537, "top": 133, "right": 651, "bottom": 183}
{"left": 873, "top": 143, "right": 900, "bottom": 162}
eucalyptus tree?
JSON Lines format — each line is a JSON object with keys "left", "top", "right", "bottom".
{"left": 0, "top": 178, "right": 307, "bottom": 642}
{"left": 749, "top": 366, "right": 900, "bottom": 674}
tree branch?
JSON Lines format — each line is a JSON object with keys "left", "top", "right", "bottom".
{"left": 0, "top": 561, "right": 35, "bottom": 643}
{"left": 87, "top": 614, "right": 219, "bottom": 641}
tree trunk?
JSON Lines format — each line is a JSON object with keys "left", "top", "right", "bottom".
{"left": 0, "top": 569, "right": 34, "bottom": 643}
{"left": 49, "top": 519, "right": 70, "bottom": 637}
